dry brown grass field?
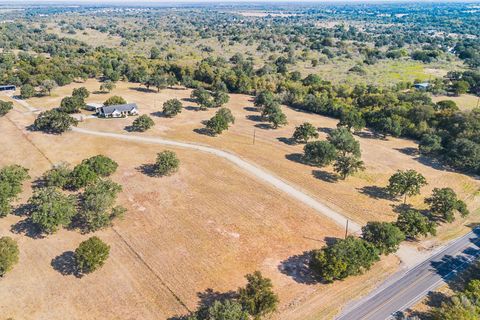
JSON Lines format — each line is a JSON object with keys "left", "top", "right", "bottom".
{"left": 431, "top": 93, "right": 480, "bottom": 111}
{"left": 0, "top": 98, "right": 398, "bottom": 319}
{"left": 1, "top": 79, "right": 479, "bottom": 319}
{"left": 27, "top": 80, "right": 479, "bottom": 226}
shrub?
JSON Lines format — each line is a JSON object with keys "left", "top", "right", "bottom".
{"left": 162, "top": 99, "right": 183, "bottom": 117}
{"left": 34, "top": 109, "right": 79, "bottom": 134}
{"left": 58, "top": 96, "right": 85, "bottom": 114}
{"left": 20, "top": 84, "right": 35, "bottom": 99}
{"left": 0, "top": 165, "right": 30, "bottom": 217}
{"left": 303, "top": 141, "right": 337, "bottom": 166}
{"left": 78, "top": 179, "right": 123, "bottom": 232}
{"left": 0, "top": 237, "right": 19, "bottom": 277}
{"left": 130, "top": 114, "right": 154, "bottom": 132}
{"left": 82, "top": 155, "right": 118, "bottom": 177}
{"left": 0, "top": 100, "right": 13, "bottom": 116}
{"left": 29, "top": 187, "right": 77, "bottom": 234}
{"left": 238, "top": 271, "right": 279, "bottom": 318}
{"left": 103, "top": 95, "right": 126, "bottom": 106}
{"left": 154, "top": 150, "right": 180, "bottom": 176}
{"left": 362, "top": 221, "right": 405, "bottom": 255}
{"left": 425, "top": 187, "right": 469, "bottom": 223}
{"left": 42, "top": 163, "right": 71, "bottom": 188}
{"left": 69, "top": 163, "right": 98, "bottom": 189}
{"left": 310, "top": 236, "right": 379, "bottom": 282}
{"left": 396, "top": 210, "right": 437, "bottom": 239}
{"left": 75, "top": 236, "right": 110, "bottom": 274}
{"left": 292, "top": 122, "right": 319, "bottom": 143}
{"left": 72, "top": 87, "right": 90, "bottom": 100}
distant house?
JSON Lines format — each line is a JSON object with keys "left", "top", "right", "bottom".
{"left": 0, "top": 85, "right": 16, "bottom": 91}
{"left": 97, "top": 103, "right": 139, "bottom": 118}
{"left": 413, "top": 82, "right": 430, "bottom": 90}
{"left": 85, "top": 103, "right": 104, "bottom": 112}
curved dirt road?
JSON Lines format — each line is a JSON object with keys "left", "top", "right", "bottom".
{"left": 72, "top": 127, "right": 361, "bottom": 232}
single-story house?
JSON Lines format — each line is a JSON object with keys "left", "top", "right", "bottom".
{"left": 0, "top": 85, "right": 16, "bottom": 91}
{"left": 97, "top": 103, "right": 139, "bottom": 118}
{"left": 413, "top": 82, "right": 430, "bottom": 90}
{"left": 85, "top": 102, "right": 104, "bottom": 112}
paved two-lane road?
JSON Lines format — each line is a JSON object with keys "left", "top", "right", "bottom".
{"left": 337, "top": 228, "right": 480, "bottom": 320}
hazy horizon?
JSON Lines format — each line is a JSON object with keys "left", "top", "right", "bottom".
{"left": 6, "top": 0, "right": 480, "bottom": 3}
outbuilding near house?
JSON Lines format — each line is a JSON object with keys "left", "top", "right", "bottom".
{"left": 413, "top": 82, "right": 430, "bottom": 90}
{"left": 97, "top": 103, "right": 139, "bottom": 118}
{"left": 0, "top": 85, "right": 16, "bottom": 91}
{"left": 85, "top": 103, "right": 104, "bottom": 112}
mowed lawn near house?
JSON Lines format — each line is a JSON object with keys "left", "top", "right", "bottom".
{"left": 0, "top": 101, "right": 401, "bottom": 320}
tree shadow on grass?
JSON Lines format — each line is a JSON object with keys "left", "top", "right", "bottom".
{"left": 129, "top": 86, "right": 156, "bottom": 93}
{"left": 167, "top": 288, "right": 238, "bottom": 320}
{"left": 193, "top": 128, "right": 214, "bottom": 136}
{"left": 243, "top": 106, "right": 257, "bottom": 112}
{"left": 312, "top": 170, "right": 338, "bottom": 183}
{"left": 51, "top": 251, "right": 82, "bottom": 278}
{"left": 10, "top": 218, "right": 44, "bottom": 239}
{"left": 136, "top": 164, "right": 159, "bottom": 177}
{"left": 395, "top": 147, "right": 419, "bottom": 157}
{"left": 182, "top": 97, "right": 196, "bottom": 103}
{"left": 277, "top": 137, "right": 296, "bottom": 145}
{"left": 245, "top": 114, "right": 263, "bottom": 122}
{"left": 12, "top": 203, "right": 33, "bottom": 217}
{"left": 391, "top": 203, "right": 415, "bottom": 214}
{"left": 185, "top": 106, "right": 200, "bottom": 111}
{"left": 196, "top": 288, "right": 238, "bottom": 307}
{"left": 254, "top": 123, "right": 273, "bottom": 130}
{"left": 124, "top": 125, "right": 138, "bottom": 132}
{"left": 317, "top": 127, "right": 334, "bottom": 135}
{"left": 357, "top": 185, "right": 395, "bottom": 201}
{"left": 285, "top": 153, "right": 306, "bottom": 164}
{"left": 278, "top": 251, "right": 319, "bottom": 285}
{"left": 356, "top": 131, "right": 386, "bottom": 140}
{"left": 150, "top": 111, "right": 167, "bottom": 118}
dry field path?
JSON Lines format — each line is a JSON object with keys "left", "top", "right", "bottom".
{"left": 72, "top": 126, "right": 361, "bottom": 232}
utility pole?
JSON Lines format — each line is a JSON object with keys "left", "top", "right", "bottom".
{"left": 253, "top": 128, "right": 256, "bottom": 145}
{"left": 344, "top": 220, "right": 349, "bottom": 239}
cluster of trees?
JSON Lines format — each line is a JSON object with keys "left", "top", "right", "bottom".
{"left": 185, "top": 271, "right": 278, "bottom": 320}
{"left": 33, "top": 109, "right": 78, "bottom": 134}
{"left": 30, "top": 155, "right": 125, "bottom": 234}
{"left": 58, "top": 87, "right": 89, "bottom": 114}
{"left": 1, "top": 14, "right": 475, "bottom": 175}
{"left": 190, "top": 87, "right": 229, "bottom": 111}
{"left": 303, "top": 127, "right": 364, "bottom": 180}
{"left": 259, "top": 72, "right": 479, "bottom": 175}
{"left": 431, "top": 263, "right": 480, "bottom": 319}
{"left": 254, "top": 91, "right": 287, "bottom": 129}
{"left": 309, "top": 169, "right": 469, "bottom": 282}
